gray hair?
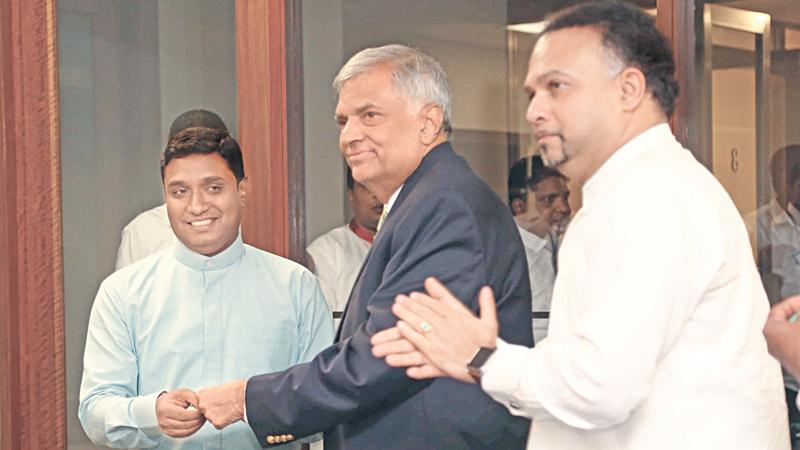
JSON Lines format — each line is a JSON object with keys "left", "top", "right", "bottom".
{"left": 333, "top": 44, "right": 452, "bottom": 134}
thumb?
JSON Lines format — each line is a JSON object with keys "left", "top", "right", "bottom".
{"left": 478, "top": 286, "right": 498, "bottom": 329}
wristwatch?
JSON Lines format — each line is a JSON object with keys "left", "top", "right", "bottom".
{"left": 467, "top": 346, "right": 496, "bottom": 379}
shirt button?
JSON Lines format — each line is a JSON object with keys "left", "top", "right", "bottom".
{"left": 206, "top": 260, "right": 216, "bottom": 268}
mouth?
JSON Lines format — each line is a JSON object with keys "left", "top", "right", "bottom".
{"left": 186, "top": 218, "right": 217, "bottom": 228}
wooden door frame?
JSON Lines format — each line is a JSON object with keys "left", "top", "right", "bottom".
{"left": 0, "top": 0, "right": 299, "bottom": 448}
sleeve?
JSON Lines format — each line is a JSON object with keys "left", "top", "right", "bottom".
{"left": 482, "top": 175, "right": 723, "bottom": 430}
{"left": 115, "top": 227, "right": 135, "bottom": 270}
{"left": 244, "top": 191, "right": 487, "bottom": 445}
{"left": 78, "top": 281, "right": 164, "bottom": 448}
{"left": 297, "top": 270, "right": 335, "bottom": 362}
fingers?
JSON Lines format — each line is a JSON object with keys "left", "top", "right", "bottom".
{"left": 424, "top": 277, "right": 471, "bottom": 313}
{"left": 396, "top": 320, "right": 437, "bottom": 357}
{"left": 385, "top": 350, "right": 428, "bottom": 368}
{"left": 477, "top": 286, "right": 498, "bottom": 327}
{"left": 407, "top": 364, "right": 444, "bottom": 380}
{"left": 393, "top": 297, "right": 446, "bottom": 335}
{"left": 370, "top": 326, "right": 402, "bottom": 345}
{"left": 372, "top": 336, "right": 417, "bottom": 358}
{"left": 768, "top": 296, "right": 800, "bottom": 321}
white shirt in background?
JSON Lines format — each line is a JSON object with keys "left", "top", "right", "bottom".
{"left": 481, "top": 124, "right": 789, "bottom": 450}
{"left": 517, "top": 226, "right": 555, "bottom": 343}
{"left": 115, "top": 204, "right": 175, "bottom": 270}
{"left": 307, "top": 223, "right": 372, "bottom": 329}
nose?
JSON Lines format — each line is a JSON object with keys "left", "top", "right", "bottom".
{"left": 553, "top": 194, "right": 571, "bottom": 216}
{"left": 339, "top": 117, "right": 364, "bottom": 151}
{"left": 187, "top": 190, "right": 209, "bottom": 215}
{"left": 525, "top": 92, "right": 550, "bottom": 127}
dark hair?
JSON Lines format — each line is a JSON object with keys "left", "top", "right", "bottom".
{"left": 508, "top": 155, "right": 566, "bottom": 209}
{"left": 543, "top": 1, "right": 679, "bottom": 117}
{"left": 168, "top": 109, "right": 228, "bottom": 139}
{"left": 771, "top": 144, "right": 800, "bottom": 194}
{"left": 161, "top": 127, "right": 245, "bottom": 183}
{"left": 346, "top": 165, "right": 354, "bottom": 190}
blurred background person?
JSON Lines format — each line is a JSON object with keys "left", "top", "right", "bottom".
{"left": 508, "top": 155, "right": 570, "bottom": 341}
{"left": 307, "top": 166, "right": 382, "bottom": 329}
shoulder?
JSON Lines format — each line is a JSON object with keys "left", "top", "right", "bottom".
{"left": 243, "top": 244, "right": 317, "bottom": 283}
{"left": 122, "top": 204, "right": 170, "bottom": 233}
{"left": 307, "top": 225, "right": 351, "bottom": 253}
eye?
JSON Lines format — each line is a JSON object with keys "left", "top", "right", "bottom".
{"left": 362, "top": 110, "right": 382, "bottom": 124}
{"left": 207, "top": 185, "right": 223, "bottom": 193}
{"left": 172, "top": 187, "right": 188, "bottom": 197}
{"left": 548, "top": 80, "right": 567, "bottom": 91}
{"left": 335, "top": 116, "right": 347, "bottom": 129}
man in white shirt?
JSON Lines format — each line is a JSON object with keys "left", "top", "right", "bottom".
{"left": 307, "top": 166, "right": 382, "bottom": 329}
{"left": 508, "top": 155, "right": 570, "bottom": 341}
{"left": 748, "top": 144, "right": 800, "bottom": 445}
{"left": 115, "top": 109, "right": 230, "bottom": 270}
{"left": 371, "top": 2, "right": 789, "bottom": 449}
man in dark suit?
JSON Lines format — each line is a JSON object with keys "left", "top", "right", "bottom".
{"left": 195, "top": 44, "right": 532, "bottom": 449}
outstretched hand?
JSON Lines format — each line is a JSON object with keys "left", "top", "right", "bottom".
{"left": 371, "top": 277, "right": 499, "bottom": 384}
{"left": 196, "top": 379, "right": 247, "bottom": 429}
{"left": 156, "top": 388, "right": 206, "bottom": 438}
{"left": 764, "top": 296, "right": 800, "bottom": 378}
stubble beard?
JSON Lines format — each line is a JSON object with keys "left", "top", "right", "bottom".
{"left": 540, "top": 140, "right": 569, "bottom": 168}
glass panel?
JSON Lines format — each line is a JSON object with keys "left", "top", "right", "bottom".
{"left": 58, "top": 1, "right": 237, "bottom": 448}
{"left": 694, "top": 0, "right": 800, "bottom": 446}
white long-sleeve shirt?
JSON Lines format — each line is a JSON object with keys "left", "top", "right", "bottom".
{"left": 482, "top": 124, "right": 789, "bottom": 450}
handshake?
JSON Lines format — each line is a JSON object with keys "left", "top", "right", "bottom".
{"left": 156, "top": 379, "right": 247, "bottom": 438}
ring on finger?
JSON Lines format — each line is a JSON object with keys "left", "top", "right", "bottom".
{"left": 420, "top": 321, "right": 433, "bottom": 333}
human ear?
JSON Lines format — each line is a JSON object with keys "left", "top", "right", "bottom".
{"left": 238, "top": 178, "right": 249, "bottom": 205}
{"left": 420, "top": 104, "right": 445, "bottom": 145}
{"left": 618, "top": 67, "right": 647, "bottom": 111}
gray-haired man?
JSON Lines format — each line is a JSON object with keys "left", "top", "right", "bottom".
{"left": 194, "top": 44, "right": 532, "bottom": 449}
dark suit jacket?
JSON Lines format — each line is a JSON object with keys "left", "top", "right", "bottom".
{"left": 246, "top": 142, "right": 533, "bottom": 449}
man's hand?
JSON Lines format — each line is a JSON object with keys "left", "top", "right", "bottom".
{"left": 156, "top": 389, "right": 206, "bottom": 438}
{"left": 371, "top": 277, "right": 499, "bottom": 384}
{"left": 764, "top": 296, "right": 800, "bottom": 378}
{"left": 196, "top": 379, "right": 247, "bottom": 429}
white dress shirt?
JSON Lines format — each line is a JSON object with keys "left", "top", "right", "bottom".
{"left": 307, "top": 223, "right": 371, "bottom": 329}
{"left": 481, "top": 124, "right": 789, "bottom": 450}
{"left": 115, "top": 203, "right": 176, "bottom": 270}
{"left": 517, "top": 226, "right": 555, "bottom": 342}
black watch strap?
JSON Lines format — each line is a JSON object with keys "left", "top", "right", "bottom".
{"left": 467, "top": 347, "right": 496, "bottom": 378}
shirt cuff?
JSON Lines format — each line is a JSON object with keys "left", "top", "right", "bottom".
{"left": 130, "top": 391, "right": 163, "bottom": 438}
{"left": 242, "top": 379, "right": 249, "bottom": 424}
{"left": 481, "top": 338, "right": 536, "bottom": 418}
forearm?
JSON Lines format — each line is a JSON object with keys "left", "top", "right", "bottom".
{"left": 79, "top": 391, "right": 162, "bottom": 448}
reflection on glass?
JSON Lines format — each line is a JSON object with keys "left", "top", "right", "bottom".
{"left": 696, "top": 1, "right": 800, "bottom": 447}
{"left": 58, "top": 1, "right": 236, "bottom": 448}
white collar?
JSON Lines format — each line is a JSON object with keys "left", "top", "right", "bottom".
{"left": 384, "top": 184, "right": 403, "bottom": 215}
{"left": 516, "top": 225, "right": 548, "bottom": 252}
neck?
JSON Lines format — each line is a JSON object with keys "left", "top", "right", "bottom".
{"left": 371, "top": 135, "right": 447, "bottom": 203}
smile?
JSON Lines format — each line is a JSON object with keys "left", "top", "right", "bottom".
{"left": 188, "top": 218, "right": 216, "bottom": 227}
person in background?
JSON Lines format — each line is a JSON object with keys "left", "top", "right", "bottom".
{"left": 79, "top": 127, "right": 333, "bottom": 449}
{"left": 307, "top": 165, "right": 383, "bottom": 329}
{"left": 115, "top": 109, "right": 229, "bottom": 270}
{"left": 508, "top": 155, "right": 570, "bottom": 341}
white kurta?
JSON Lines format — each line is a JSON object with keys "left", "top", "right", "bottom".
{"left": 115, "top": 203, "right": 176, "bottom": 270}
{"left": 517, "top": 226, "right": 555, "bottom": 342}
{"left": 482, "top": 124, "right": 789, "bottom": 450}
{"left": 307, "top": 224, "right": 371, "bottom": 329}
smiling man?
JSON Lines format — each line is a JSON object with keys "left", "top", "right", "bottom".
{"left": 78, "top": 127, "right": 333, "bottom": 449}
{"left": 195, "top": 44, "right": 532, "bottom": 449}
{"left": 371, "top": 2, "right": 789, "bottom": 450}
